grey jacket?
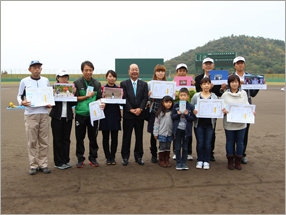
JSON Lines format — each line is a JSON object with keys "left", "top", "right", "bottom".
{"left": 153, "top": 111, "right": 173, "bottom": 137}
{"left": 191, "top": 92, "right": 218, "bottom": 129}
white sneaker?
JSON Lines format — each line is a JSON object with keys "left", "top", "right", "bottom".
{"left": 173, "top": 154, "right": 176, "bottom": 160}
{"left": 187, "top": 155, "right": 193, "bottom": 160}
{"left": 196, "top": 161, "right": 203, "bottom": 169}
{"left": 203, "top": 162, "right": 210, "bottom": 170}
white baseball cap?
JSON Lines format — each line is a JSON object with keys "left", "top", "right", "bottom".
{"left": 56, "top": 69, "right": 69, "bottom": 77}
{"left": 233, "top": 56, "right": 246, "bottom": 65}
{"left": 202, "top": 58, "right": 214, "bottom": 64}
{"left": 176, "top": 63, "right": 188, "bottom": 71}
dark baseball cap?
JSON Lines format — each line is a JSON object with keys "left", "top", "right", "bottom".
{"left": 29, "top": 60, "right": 43, "bottom": 67}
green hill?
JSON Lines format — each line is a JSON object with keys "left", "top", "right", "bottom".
{"left": 164, "top": 35, "right": 285, "bottom": 75}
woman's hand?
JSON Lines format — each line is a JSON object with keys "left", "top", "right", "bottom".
{"left": 193, "top": 110, "right": 198, "bottom": 115}
{"left": 148, "top": 91, "right": 152, "bottom": 97}
{"left": 222, "top": 108, "right": 229, "bottom": 115}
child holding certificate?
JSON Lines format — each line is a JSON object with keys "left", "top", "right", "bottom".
{"left": 221, "top": 75, "right": 255, "bottom": 170}
{"left": 153, "top": 96, "right": 174, "bottom": 167}
{"left": 99, "top": 70, "right": 121, "bottom": 165}
{"left": 191, "top": 77, "right": 218, "bottom": 170}
{"left": 49, "top": 69, "right": 77, "bottom": 170}
{"left": 147, "top": 64, "right": 167, "bottom": 163}
{"left": 171, "top": 88, "right": 196, "bottom": 170}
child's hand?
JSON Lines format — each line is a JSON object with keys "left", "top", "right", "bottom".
{"left": 222, "top": 108, "right": 229, "bottom": 115}
{"left": 177, "top": 110, "right": 182, "bottom": 114}
{"left": 148, "top": 91, "right": 152, "bottom": 97}
{"left": 174, "top": 92, "right": 177, "bottom": 97}
{"left": 253, "top": 111, "right": 256, "bottom": 116}
{"left": 193, "top": 110, "right": 198, "bottom": 115}
{"left": 154, "top": 136, "right": 158, "bottom": 140}
{"left": 184, "top": 109, "right": 188, "bottom": 115}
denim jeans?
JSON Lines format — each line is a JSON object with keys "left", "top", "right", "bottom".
{"left": 225, "top": 128, "right": 246, "bottom": 156}
{"left": 175, "top": 129, "right": 189, "bottom": 164}
{"left": 194, "top": 125, "right": 214, "bottom": 162}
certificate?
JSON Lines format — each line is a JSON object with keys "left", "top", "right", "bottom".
{"left": 241, "top": 74, "right": 267, "bottom": 90}
{"left": 101, "top": 87, "right": 126, "bottom": 104}
{"left": 149, "top": 80, "right": 176, "bottom": 99}
{"left": 26, "top": 87, "right": 55, "bottom": 107}
{"left": 227, "top": 103, "right": 256, "bottom": 124}
{"left": 174, "top": 76, "right": 195, "bottom": 90}
{"left": 209, "top": 70, "right": 228, "bottom": 85}
{"left": 53, "top": 83, "right": 77, "bottom": 102}
{"left": 89, "top": 100, "right": 105, "bottom": 125}
{"left": 197, "top": 99, "right": 224, "bottom": 118}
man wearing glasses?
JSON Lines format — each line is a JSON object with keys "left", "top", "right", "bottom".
{"left": 17, "top": 60, "right": 52, "bottom": 175}
{"left": 120, "top": 64, "right": 148, "bottom": 166}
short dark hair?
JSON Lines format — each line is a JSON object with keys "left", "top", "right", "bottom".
{"left": 81, "top": 61, "right": 94, "bottom": 72}
{"left": 200, "top": 77, "right": 211, "bottom": 85}
{"left": 228, "top": 74, "right": 241, "bottom": 86}
{"left": 106, "top": 70, "right": 117, "bottom": 79}
{"left": 179, "top": 87, "right": 189, "bottom": 95}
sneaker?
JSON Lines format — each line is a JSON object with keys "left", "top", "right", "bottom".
{"left": 39, "top": 167, "right": 51, "bottom": 174}
{"left": 182, "top": 163, "right": 189, "bottom": 170}
{"left": 203, "top": 162, "right": 210, "bottom": 170}
{"left": 173, "top": 154, "right": 176, "bottom": 160}
{"left": 187, "top": 155, "right": 193, "bottom": 161}
{"left": 241, "top": 156, "right": 248, "bottom": 164}
{"left": 76, "top": 161, "right": 85, "bottom": 168}
{"left": 55, "top": 164, "right": 69, "bottom": 170}
{"left": 210, "top": 155, "right": 216, "bottom": 161}
{"left": 176, "top": 163, "right": 182, "bottom": 170}
{"left": 196, "top": 161, "right": 203, "bottom": 169}
{"left": 65, "top": 163, "right": 72, "bottom": 168}
{"left": 29, "top": 168, "right": 38, "bottom": 175}
{"left": 89, "top": 160, "right": 99, "bottom": 167}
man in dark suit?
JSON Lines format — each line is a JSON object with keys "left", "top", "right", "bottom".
{"left": 120, "top": 64, "right": 148, "bottom": 166}
{"left": 194, "top": 58, "right": 227, "bottom": 161}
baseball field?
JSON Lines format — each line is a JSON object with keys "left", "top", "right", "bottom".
{"left": 1, "top": 82, "right": 285, "bottom": 214}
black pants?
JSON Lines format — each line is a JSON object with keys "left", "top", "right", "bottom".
{"left": 121, "top": 118, "right": 144, "bottom": 160}
{"left": 150, "top": 133, "right": 157, "bottom": 156}
{"left": 211, "top": 124, "right": 216, "bottom": 156}
{"left": 233, "top": 123, "right": 250, "bottom": 157}
{"left": 173, "top": 136, "right": 193, "bottom": 155}
{"left": 51, "top": 117, "right": 72, "bottom": 166}
{"left": 102, "top": 130, "right": 118, "bottom": 161}
{"left": 75, "top": 114, "right": 99, "bottom": 162}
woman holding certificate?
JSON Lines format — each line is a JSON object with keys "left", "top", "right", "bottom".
{"left": 147, "top": 64, "right": 167, "bottom": 163}
{"left": 191, "top": 77, "right": 218, "bottom": 170}
{"left": 221, "top": 75, "right": 255, "bottom": 170}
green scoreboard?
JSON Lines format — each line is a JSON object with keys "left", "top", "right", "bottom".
{"left": 115, "top": 58, "right": 164, "bottom": 80}
{"left": 195, "top": 52, "right": 237, "bottom": 69}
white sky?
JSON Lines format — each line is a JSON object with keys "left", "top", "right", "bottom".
{"left": 1, "top": 1, "right": 285, "bottom": 73}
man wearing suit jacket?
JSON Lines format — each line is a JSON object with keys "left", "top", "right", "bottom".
{"left": 120, "top": 64, "right": 148, "bottom": 166}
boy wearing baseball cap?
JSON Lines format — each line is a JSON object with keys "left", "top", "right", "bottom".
{"left": 194, "top": 57, "right": 227, "bottom": 161}
{"left": 172, "top": 63, "right": 196, "bottom": 161}
{"left": 17, "top": 60, "right": 52, "bottom": 175}
{"left": 232, "top": 56, "right": 265, "bottom": 164}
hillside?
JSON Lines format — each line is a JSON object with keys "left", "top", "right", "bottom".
{"left": 164, "top": 35, "right": 285, "bottom": 75}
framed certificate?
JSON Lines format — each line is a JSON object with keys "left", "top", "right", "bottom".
{"left": 226, "top": 103, "right": 256, "bottom": 124}
{"left": 26, "top": 87, "right": 55, "bottom": 107}
{"left": 196, "top": 98, "right": 224, "bottom": 118}
{"left": 149, "top": 80, "right": 176, "bottom": 99}
{"left": 101, "top": 87, "right": 126, "bottom": 104}
{"left": 241, "top": 74, "right": 267, "bottom": 90}
{"left": 53, "top": 83, "right": 77, "bottom": 102}
{"left": 174, "top": 76, "right": 195, "bottom": 90}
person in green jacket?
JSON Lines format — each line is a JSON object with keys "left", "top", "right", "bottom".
{"left": 172, "top": 63, "right": 196, "bottom": 161}
{"left": 74, "top": 61, "right": 105, "bottom": 168}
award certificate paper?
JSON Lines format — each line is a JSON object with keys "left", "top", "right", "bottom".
{"left": 149, "top": 80, "right": 176, "bottom": 99}
{"left": 227, "top": 103, "right": 256, "bottom": 124}
{"left": 197, "top": 98, "right": 224, "bottom": 118}
{"left": 89, "top": 100, "right": 105, "bottom": 125}
{"left": 26, "top": 87, "right": 55, "bottom": 107}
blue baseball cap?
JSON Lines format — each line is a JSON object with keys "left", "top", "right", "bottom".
{"left": 29, "top": 60, "right": 43, "bottom": 67}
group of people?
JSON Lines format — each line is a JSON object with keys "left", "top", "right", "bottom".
{"left": 18, "top": 56, "right": 262, "bottom": 175}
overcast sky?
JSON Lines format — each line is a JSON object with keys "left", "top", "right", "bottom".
{"left": 1, "top": 1, "right": 285, "bottom": 73}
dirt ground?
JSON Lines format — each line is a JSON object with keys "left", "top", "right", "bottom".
{"left": 1, "top": 83, "right": 285, "bottom": 214}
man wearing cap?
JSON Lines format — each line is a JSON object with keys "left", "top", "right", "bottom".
{"left": 194, "top": 57, "right": 227, "bottom": 161}
{"left": 17, "top": 60, "right": 52, "bottom": 175}
{"left": 73, "top": 61, "right": 105, "bottom": 168}
{"left": 232, "top": 56, "right": 265, "bottom": 164}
